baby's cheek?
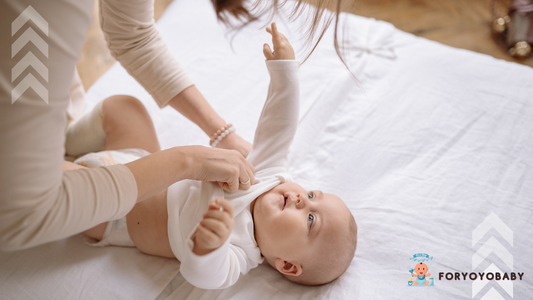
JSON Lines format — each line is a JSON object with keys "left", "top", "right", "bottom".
{"left": 269, "top": 219, "right": 287, "bottom": 236}
{"left": 267, "top": 220, "right": 291, "bottom": 242}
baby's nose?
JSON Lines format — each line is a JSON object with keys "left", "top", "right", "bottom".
{"left": 288, "top": 193, "right": 299, "bottom": 202}
{"left": 293, "top": 194, "right": 303, "bottom": 207}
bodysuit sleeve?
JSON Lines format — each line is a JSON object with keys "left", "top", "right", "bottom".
{"left": 246, "top": 60, "right": 300, "bottom": 171}
{"left": 99, "top": 0, "right": 194, "bottom": 108}
{"left": 179, "top": 238, "right": 252, "bottom": 289}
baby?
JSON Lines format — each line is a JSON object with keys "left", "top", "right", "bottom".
{"left": 80, "top": 23, "right": 357, "bottom": 289}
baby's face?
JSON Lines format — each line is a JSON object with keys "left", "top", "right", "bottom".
{"left": 251, "top": 182, "right": 350, "bottom": 268}
{"left": 415, "top": 263, "right": 428, "bottom": 276}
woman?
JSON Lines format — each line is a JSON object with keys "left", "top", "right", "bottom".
{"left": 0, "top": 0, "right": 345, "bottom": 251}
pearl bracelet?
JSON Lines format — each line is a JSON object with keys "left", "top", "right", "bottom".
{"left": 210, "top": 124, "right": 236, "bottom": 147}
{"left": 209, "top": 124, "right": 232, "bottom": 145}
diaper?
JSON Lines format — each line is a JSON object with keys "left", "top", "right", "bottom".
{"left": 89, "top": 217, "right": 135, "bottom": 247}
{"left": 76, "top": 148, "right": 150, "bottom": 248}
{"left": 73, "top": 148, "right": 151, "bottom": 167}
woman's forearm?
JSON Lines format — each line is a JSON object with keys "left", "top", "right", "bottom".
{"left": 168, "top": 85, "right": 227, "bottom": 137}
{"left": 125, "top": 147, "right": 190, "bottom": 202}
{"left": 126, "top": 145, "right": 255, "bottom": 201}
{"left": 100, "top": 0, "right": 194, "bottom": 108}
{"left": 168, "top": 85, "right": 253, "bottom": 158}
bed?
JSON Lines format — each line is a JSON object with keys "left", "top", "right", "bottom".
{"left": 1, "top": 0, "right": 532, "bottom": 299}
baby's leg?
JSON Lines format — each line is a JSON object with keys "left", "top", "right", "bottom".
{"left": 84, "top": 95, "right": 174, "bottom": 258}
{"left": 102, "top": 95, "right": 161, "bottom": 154}
{"left": 83, "top": 95, "right": 162, "bottom": 240}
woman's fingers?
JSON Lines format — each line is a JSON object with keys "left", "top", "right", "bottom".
{"left": 217, "top": 181, "right": 233, "bottom": 193}
{"left": 183, "top": 146, "right": 255, "bottom": 192}
{"left": 238, "top": 159, "right": 255, "bottom": 190}
{"left": 222, "top": 178, "right": 239, "bottom": 193}
{"left": 239, "top": 165, "right": 253, "bottom": 190}
{"left": 245, "top": 159, "right": 255, "bottom": 185}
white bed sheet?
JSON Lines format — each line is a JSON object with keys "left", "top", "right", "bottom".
{"left": 2, "top": 0, "right": 533, "bottom": 299}
{"left": 0, "top": 234, "right": 179, "bottom": 299}
{"left": 88, "top": 0, "right": 533, "bottom": 298}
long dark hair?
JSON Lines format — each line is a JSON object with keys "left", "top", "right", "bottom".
{"left": 211, "top": 0, "right": 352, "bottom": 71}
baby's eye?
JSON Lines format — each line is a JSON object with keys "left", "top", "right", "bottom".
{"left": 308, "top": 214, "right": 314, "bottom": 226}
{"left": 308, "top": 192, "right": 314, "bottom": 200}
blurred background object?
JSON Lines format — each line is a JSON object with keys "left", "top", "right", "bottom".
{"left": 77, "top": 0, "right": 533, "bottom": 90}
{"left": 492, "top": 0, "right": 533, "bottom": 58}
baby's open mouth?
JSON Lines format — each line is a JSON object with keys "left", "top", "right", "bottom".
{"left": 283, "top": 196, "right": 287, "bottom": 210}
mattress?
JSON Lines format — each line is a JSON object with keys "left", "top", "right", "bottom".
{"left": 2, "top": 0, "right": 533, "bottom": 299}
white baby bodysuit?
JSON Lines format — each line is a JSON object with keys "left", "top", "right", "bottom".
{"left": 167, "top": 60, "right": 300, "bottom": 289}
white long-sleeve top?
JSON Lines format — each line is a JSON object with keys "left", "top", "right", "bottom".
{"left": 0, "top": 0, "right": 193, "bottom": 251}
{"left": 167, "top": 60, "right": 300, "bottom": 289}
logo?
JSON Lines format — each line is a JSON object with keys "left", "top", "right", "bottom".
{"left": 408, "top": 253, "right": 435, "bottom": 287}
{"left": 435, "top": 212, "right": 525, "bottom": 298}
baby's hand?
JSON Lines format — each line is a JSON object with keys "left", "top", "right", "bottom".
{"left": 192, "top": 198, "right": 234, "bottom": 255}
{"left": 263, "top": 22, "right": 295, "bottom": 60}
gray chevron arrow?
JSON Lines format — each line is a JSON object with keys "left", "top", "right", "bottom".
{"left": 472, "top": 263, "right": 513, "bottom": 298}
{"left": 472, "top": 236, "right": 513, "bottom": 270}
{"left": 472, "top": 212, "right": 514, "bottom": 300}
{"left": 472, "top": 212, "right": 513, "bottom": 247}
{"left": 12, "top": 73, "right": 48, "bottom": 104}
{"left": 12, "top": 52, "right": 48, "bottom": 82}
{"left": 11, "top": 5, "right": 48, "bottom": 36}
{"left": 479, "top": 288, "right": 505, "bottom": 300}
{"left": 11, "top": 5, "right": 49, "bottom": 104}
{"left": 11, "top": 27, "right": 48, "bottom": 58}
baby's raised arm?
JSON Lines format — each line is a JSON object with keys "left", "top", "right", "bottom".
{"left": 263, "top": 22, "right": 295, "bottom": 60}
{"left": 246, "top": 23, "right": 300, "bottom": 172}
{"left": 182, "top": 25, "right": 300, "bottom": 289}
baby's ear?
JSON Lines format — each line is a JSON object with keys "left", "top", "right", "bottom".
{"left": 275, "top": 258, "right": 302, "bottom": 276}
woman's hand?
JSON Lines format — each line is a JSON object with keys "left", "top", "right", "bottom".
{"left": 215, "top": 132, "right": 252, "bottom": 158}
{"left": 263, "top": 22, "right": 295, "bottom": 60}
{"left": 181, "top": 145, "right": 255, "bottom": 193}
{"left": 192, "top": 198, "right": 234, "bottom": 256}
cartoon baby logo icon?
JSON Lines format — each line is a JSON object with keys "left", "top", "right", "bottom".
{"left": 411, "top": 262, "right": 431, "bottom": 286}
{"left": 408, "top": 253, "right": 434, "bottom": 287}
